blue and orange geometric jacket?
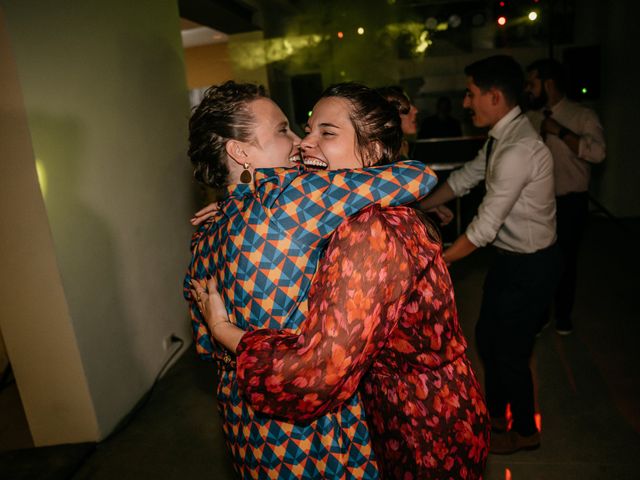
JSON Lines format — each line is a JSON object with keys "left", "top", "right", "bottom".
{"left": 183, "top": 161, "right": 437, "bottom": 479}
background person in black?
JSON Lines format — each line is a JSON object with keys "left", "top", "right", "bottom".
{"left": 419, "top": 95, "right": 462, "bottom": 139}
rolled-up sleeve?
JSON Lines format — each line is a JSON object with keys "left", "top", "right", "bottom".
{"left": 465, "top": 144, "right": 531, "bottom": 247}
{"left": 447, "top": 149, "right": 486, "bottom": 198}
{"left": 577, "top": 109, "right": 606, "bottom": 164}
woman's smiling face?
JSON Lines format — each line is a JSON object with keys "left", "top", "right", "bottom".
{"left": 301, "top": 97, "right": 365, "bottom": 171}
{"left": 244, "top": 98, "right": 301, "bottom": 169}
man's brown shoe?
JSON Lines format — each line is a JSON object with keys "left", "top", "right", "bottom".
{"left": 491, "top": 417, "right": 508, "bottom": 433}
{"left": 490, "top": 430, "right": 540, "bottom": 455}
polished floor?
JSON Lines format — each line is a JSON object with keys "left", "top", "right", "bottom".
{"left": 451, "top": 216, "right": 640, "bottom": 480}
{"left": 1, "top": 215, "right": 639, "bottom": 479}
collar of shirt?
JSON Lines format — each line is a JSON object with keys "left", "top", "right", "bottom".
{"left": 225, "top": 165, "right": 306, "bottom": 199}
{"left": 226, "top": 182, "right": 252, "bottom": 198}
{"left": 488, "top": 105, "right": 522, "bottom": 142}
{"left": 550, "top": 96, "right": 568, "bottom": 116}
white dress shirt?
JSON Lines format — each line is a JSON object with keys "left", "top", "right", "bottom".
{"left": 527, "top": 97, "right": 606, "bottom": 195}
{"left": 447, "top": 106, "right": 556, "bottom": 253}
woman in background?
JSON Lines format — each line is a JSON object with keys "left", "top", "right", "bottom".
{"left": 376, "top": 86, "right": 455, "bottom": 228}
{"left": 376, "top": 85, "right": 418, "bottom": 159}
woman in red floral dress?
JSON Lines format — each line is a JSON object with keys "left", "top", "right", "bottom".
{"left": 196, "top": 85, "right": 490, "bottom": 479}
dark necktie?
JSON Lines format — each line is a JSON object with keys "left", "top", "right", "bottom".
{"left": 485, "top": 136, "right": 495, "bottom": 175}
{"left": 541, "top": 109, "right": 552, "bottom": 140}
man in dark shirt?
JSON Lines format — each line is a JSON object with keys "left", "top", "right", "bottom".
{"left": 419, "top": 96, "right": 462, "bottom": 139}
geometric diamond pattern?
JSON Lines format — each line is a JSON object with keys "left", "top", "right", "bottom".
{"left": 183, "top": 163, "right": 436, "bottom": 478}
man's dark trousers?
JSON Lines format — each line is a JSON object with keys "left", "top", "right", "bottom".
{"left": 476, "top": 243, "right": 561, "bottom": 435}
{"left": 554, "top": 191, "right": 589, "bottom": 329}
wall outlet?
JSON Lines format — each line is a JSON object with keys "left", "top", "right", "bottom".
{"left": 163, "top": 334, "right": 179, "bottom": 350}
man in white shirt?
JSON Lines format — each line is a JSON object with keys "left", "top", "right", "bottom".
{"left": 525, "top": 59, "right": 606, "bottom": 335}
{"left": 419, "top": 55, "right": 561, "bottom": 455}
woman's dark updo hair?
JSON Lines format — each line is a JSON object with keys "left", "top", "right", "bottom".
{"left": 188, "top": 81, "right": 267, "bottom": 188}
{"left": 319, "top": 83, "right": 403, "bottom": 165}
{"left": 375, "top": 86, "right": 411, "bottom": 116}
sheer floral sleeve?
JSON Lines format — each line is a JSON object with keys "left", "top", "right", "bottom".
{"left": 235, "top": 205, "right": 420, "bottom": 421}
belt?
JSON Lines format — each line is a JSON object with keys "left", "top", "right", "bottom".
{"left": 557, "top": 191, "right": 588, "bottom": 198}
{"left": 494, "top": 247, "right": 526, "bottom": 256}
{"left": 494, "top": 242, "right": 556, "bottom": 257}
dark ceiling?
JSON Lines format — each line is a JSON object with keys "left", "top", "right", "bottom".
{"left": 177, "top": 0, "right": 492, "bottom": 35}
{"left": 178, "top": 0, "right": 262, "bottom": 34}
{"left": 177, "top": 0, "right": 568, "bottom": 50}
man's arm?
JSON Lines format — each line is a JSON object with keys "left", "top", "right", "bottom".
{"left": 442, "top": 234, "right": 478, "bottom": 264}
{"left": 418, "top": 139, "right": 489, "bottom": 212}
{"left": 417, "top": 181, "right": 457, "bottom": 211}
{"left": 541, "top": 116, "right": 580, "bottom": 155}
{"left": 459, "top": 143, "right": 534, "bottom": 256}
{"left": 576, "top": 109, "right": 606, "bottom": 163}
{"left": 422, "top": 181, "right": 479, "bottom": 263}
{"left": 541, "top": 109, "right": 605, "bottom": 162}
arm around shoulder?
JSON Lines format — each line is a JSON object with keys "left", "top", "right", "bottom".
{"left": 577, "top": 109, "right": 606, "bottom": 163}
{"left": 235, "top": 207, "right": 415, "bottom": 421}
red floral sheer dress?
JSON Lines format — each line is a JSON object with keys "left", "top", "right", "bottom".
{"left": 236, "top": 205, "right": 490, "bottom": 479}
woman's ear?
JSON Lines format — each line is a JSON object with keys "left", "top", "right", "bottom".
{"left": 225, "top": 140, "right": 248, "bottom": 166}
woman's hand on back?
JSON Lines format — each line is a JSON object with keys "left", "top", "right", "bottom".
{"left": 190, "top": 276, "right": 229, "bottom": 330}
{"left": 190, "top": 276, "right": 245, "bottom": 353}
{"left": 190, "top": 202, "right": 222, "bottom": 226}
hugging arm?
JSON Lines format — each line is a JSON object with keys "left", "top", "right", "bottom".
{"left": 267, "top": 161, "right": 437, "bottom": 247}
{"left": 234, "top": 208, "right": 415, "bottom": 421}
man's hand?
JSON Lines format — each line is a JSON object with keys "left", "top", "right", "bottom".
{"left": 540, "top": 116, "right": 562, "bottom": 136}
{"left": 428, "top": 205, "right": 454, "bottom": 226}
{"left": 442, "top": 234, "right": 478, "bottom": 265}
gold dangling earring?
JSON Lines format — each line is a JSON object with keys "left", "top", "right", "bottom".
{"left": 240, "top": 162, "right": 252, "bottom": 184}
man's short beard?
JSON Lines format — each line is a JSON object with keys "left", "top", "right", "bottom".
{"left": 526, "top": 89, "right": 548, "bottom": 111}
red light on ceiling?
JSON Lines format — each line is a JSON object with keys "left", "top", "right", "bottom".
{"left": 497, "top": 16, "right": 507, "bottom": 26}
{"left": 499, "top": 1, "right": 505, "bottom": 6}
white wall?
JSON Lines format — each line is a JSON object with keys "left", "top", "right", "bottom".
{"left": 597, "top": 0, "right": 640, "bottom": 216}
{"left": 0, "top": 0, "right": 194, "bottom": 443}
{"left": 0, "top": 6, "right": 99, "bottom": 444}
{"left": 0, "top": 329, "right": 8, "bottom": 375}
